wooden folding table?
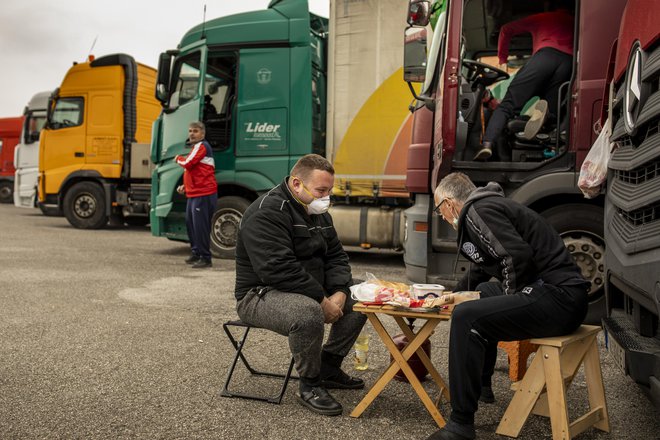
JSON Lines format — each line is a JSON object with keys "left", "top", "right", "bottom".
{"left": 350, "top": 303, "right": 453, "bottom": 427}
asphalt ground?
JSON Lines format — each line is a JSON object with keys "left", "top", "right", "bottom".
{"left": 0, "top": 203, "right": 658, "bottom": 439}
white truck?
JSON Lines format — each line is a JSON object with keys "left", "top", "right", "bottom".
{"left": 13, "top": 91, "right": 51, "bottom": 212}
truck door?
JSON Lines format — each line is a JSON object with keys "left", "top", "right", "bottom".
{"left": 430, "top": 0, "right": 462, "bottom": 188}
{"left": 160, "top": 45, "right": 207, "bottom": 160}
{"left": 42, "top": 96, "right": 87, "bottom": 196}
{"left": 234, "top": 47, "right": 290, "bottom": 181}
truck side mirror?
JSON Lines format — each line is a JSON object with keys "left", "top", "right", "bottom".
{"left": 403, "top": 27, "right": 428, "bottom": 83}
{"left": 28, "top": 131, "right": 40, "bottom": 144}
{"left": 407, "top": 0, "right": 431, "bottom": 27}
{"left": 156, "top": 52, "right": 175, "bottom": 104}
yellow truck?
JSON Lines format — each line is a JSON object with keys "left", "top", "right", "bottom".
{"left": 39, "top": 54, "right": 161, "bottom": 228}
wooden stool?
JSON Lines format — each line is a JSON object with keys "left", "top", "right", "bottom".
{"left": 499, "top": 340, "right": 538, "bottom": 382}
{"left": 496, "top": 325, "right": 610, "bottom": 440}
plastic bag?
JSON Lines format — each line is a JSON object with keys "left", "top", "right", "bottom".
{"left": 578, "top": 118, "right": 613, "bottom": 199}
{"left": 350, "top": 273, "right": 411, "bottom": 303}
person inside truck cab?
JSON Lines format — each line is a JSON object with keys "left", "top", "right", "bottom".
{"left": 425, "top": 172, "right": 589, "bottom": 440}
{"left": 473, "top": 1, "right": 574, "bottom": 161}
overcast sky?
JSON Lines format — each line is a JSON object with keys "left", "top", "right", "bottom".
{"left": 0, "top": 0, "right": 330, "bottom": 118}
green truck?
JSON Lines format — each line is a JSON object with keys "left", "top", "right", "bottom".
{"left": 150, "top": 0, "right": 413, "bottom": 257}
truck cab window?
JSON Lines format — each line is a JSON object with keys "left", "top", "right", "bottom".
{"left": 203, "top": 53, "right": 236, "bottom": 151}
{"left": 170, "top": 53, "right": 202, "bottom": 109}
{"left": 49, "top": 98, "right": 83, "bottom": 129}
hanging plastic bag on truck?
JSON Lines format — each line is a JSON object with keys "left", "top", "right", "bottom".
{"left": 578, "top": 118, "right": 614, "bottom": 199}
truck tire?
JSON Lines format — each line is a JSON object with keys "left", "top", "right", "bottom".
{"left": 63, "top": 182, "right": 109, "bottom": 229}
{"left": 210, "top": 196, "right": 251, "bottom": 259}
{"left": 541, "top": 204, "right": 605, "bottom": 314}
{"left": 0, "top": 181, "right": 12, "bottom": 204}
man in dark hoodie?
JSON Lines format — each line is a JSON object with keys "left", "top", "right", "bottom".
{"left": 425, "top": 172, "right": 589, "bottom": 440}
{"left": 234, "top": 154, "right": 367, "bottom": 417}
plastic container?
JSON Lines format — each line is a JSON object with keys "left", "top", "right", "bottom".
{"left": 354, "top": 334, "right": 370, "bottom": 370}
{"left": 412, "top": 284, "right": 445, "bottom": 300}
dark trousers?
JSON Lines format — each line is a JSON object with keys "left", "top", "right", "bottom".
{"left": 448, "top": 280, "right": 588, "bottom": 425}
{"left": 484, "top": 47, "right": 573, "bottom": 143}
{"left": 185, "top": 193, "right": 217, "bottom": 260}
{"left": 237, "top": 289, "right": 367, "bottom": 382}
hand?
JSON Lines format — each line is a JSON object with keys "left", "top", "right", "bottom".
{"left": 176, "top": 185, "right": 185, "bottom": 195}
{"left": 499, "top": 63, "right": 508, "bottom": 72}
{"left": 321, "top": 297, "right": 343, "bottom": 324}
{"left": 328, "top": 291, "right": 346, "bottom": 311}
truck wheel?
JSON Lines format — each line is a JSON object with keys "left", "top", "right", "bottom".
{"left": 63, "top": 182, "right": 109, "bottom": 229}
{"left": 541, "top": 204, "right": 605, "bottom": 304}
{"left": 210, "top": 196, "right": 251, "bottom": 259}
{"left": 0, "top": 181, "right": 12, "bottom": 204}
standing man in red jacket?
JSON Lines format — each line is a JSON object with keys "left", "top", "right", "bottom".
{"left": 175, "top": 121, "right": 218, "bottom": 268}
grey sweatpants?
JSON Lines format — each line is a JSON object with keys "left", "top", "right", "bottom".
{"left": 236, "top": 289, "right": 367, "bottom": 380}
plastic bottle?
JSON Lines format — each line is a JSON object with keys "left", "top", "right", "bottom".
{"left": 354, "top": 333, "right": 370, "bottom": 371}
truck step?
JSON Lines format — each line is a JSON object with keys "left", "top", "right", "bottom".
{"left": 602, "top": 311, "right": 660, "bottom": 387}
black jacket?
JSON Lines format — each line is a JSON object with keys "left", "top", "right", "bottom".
{"left": 234, "top": 177, "right": 351, "bottom": 302}
{"left": 455, "top": 182, "right": 589, "bottom": 294}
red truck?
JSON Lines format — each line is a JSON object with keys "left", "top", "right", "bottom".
{"left": 0, "top": 116, "right": 23, "bottom": 203}
{"left": 601, "top": 0, "right": 660, "bottom": 409}
{"left": 402, "top": 0, "right": 627, "bottom": 323}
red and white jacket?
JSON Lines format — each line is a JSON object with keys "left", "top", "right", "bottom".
{"left": 175, "top": 140, "right": 217, "bottom": 198}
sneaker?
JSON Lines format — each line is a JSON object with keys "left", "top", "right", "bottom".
{"left": 191, "top": 258, "right": 212, "bottom": 269}
{"left": 479, "top": 385, "right": 495, "bottom": 403}
{"left": 296, "top": 384, "right": 343, "bottom": 416}
{"left": 185, "top": 254, "right": 201, "bottom": 264}
{"left": 473, "top": 141, "right": 493, "bottom": 161}
{"left": 321, "top": 369, "right": 365, "bottom": 390}
{"left": 522, "top": 99, "right": 548, "bottom": 140}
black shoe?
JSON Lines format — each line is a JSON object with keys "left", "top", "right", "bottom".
{"left": 185, "top": 254, "right": 201, "bottom": 264}
{"left": 296, "top": 385, "right": 343, "bottom": 416}
{"left": 425, "top": 429, "right": 471, "bottom": 440}
{"left": 191, "top": 258, "right": 212, "bottom": 269}
{"left": 479, "top": 385, "right": 495, "bottom": 403}
{"left": 321, "top": 369, "right": 365, "bottom": 390}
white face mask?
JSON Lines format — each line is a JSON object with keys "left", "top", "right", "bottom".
{"left": 307, "top": 195, "right": 331, "bottom": 214}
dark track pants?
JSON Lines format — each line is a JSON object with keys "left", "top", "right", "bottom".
{"left": 185, "top": 193, "right": 217, "bottom": 260}
{"left": 448, "top": 280, "right": 588, "bottom": 425}
{"left": 484, "top": 47, "right": 573, "bottom": 143}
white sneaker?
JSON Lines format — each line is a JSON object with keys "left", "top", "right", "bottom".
{"left": 522, "top": 99, "right": 548, "bottom": 140}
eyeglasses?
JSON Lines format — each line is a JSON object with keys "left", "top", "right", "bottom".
{"left": 433, "top": 198, "right": 448, "bottom": 215}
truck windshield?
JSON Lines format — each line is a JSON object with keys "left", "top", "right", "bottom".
{"left": 49, "top": 98, "right": 83, "bottom": 129}
{"left": 422, "top": 10, "right": 447, "bottom": 95}
{"left": 169, "top": 52, "right": 202, "bottom": 109}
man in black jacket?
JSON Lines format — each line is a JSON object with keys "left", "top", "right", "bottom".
{"left": 234, "top": 154, "right": 366, "bottom": 416}
{"left": 426, "top": 172, "right": 589, "bottom": 440}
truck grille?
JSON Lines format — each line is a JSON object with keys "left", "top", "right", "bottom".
{"left": 607, "top": 75, "right": 660, "bottom": 254}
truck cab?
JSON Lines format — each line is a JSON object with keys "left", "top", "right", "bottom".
{"left": 403, "top": 0, "right": 626, "bottom": 322}
{"left": 39, "top": 54, "right": 161, "bottom": 228}
{"left": 151, "top": 0, "right": 327, "bottom": 257}
{"left": 0, "top": 116, "right": 23, "bottom": 203}
{"left": 601, "top": 0, "right": 660, "bottom": 410}
{"left": 14, "top": 91, "right": 51, "bottom": 210}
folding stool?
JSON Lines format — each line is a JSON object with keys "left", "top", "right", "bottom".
{"left": 220, "top": 319, "right": 297, "bottom": 404}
